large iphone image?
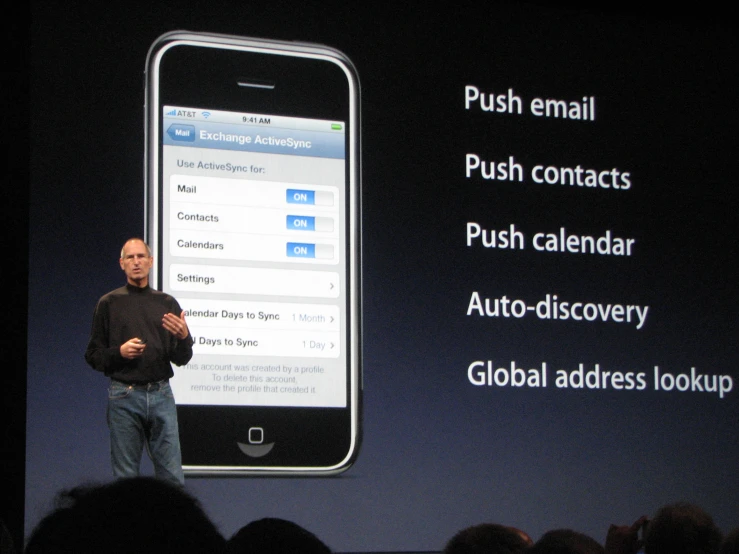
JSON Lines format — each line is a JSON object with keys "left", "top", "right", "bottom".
{"left": 144, "top": 32, "right": 361, "bottom": 474}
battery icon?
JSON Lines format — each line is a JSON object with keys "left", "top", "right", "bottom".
{"left": 331, "top": 123, "right": 343, "bottom": 130}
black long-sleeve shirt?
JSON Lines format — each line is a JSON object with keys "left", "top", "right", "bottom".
{"left": 84, "top": 284, "right": 194, "bottom": 384}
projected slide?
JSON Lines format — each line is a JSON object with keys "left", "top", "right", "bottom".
{"left": 26, "top": 3, "right": 737, "bottom": 552}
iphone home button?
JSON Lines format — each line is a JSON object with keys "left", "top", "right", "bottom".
{"left": 236, "top": 427, "right": 275, "bottom": 458}
{"left": 248, "top": 427, "right": 264, "bottom": 444}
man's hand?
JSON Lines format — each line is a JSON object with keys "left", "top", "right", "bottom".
{"left": 163, "top": 311, "right": 189, "bottom": 340}
{"left": 120, "top": 338, "right": 146, "bottom": 359}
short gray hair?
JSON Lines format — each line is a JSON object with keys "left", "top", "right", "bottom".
{"left": 120, "top": 238, "right": 152, "bottom": 259}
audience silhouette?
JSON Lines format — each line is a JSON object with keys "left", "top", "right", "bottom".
{"left": 720, "top": 528, "right": 739, "bottom": 554}
{"left": 527, "top": 529, "right": 604, "bottom": 554}
{"left": 24, "top": 477, "right": 225, "bottom": 554}
{"left": 22, "top": 482, "right": 737, "bottom": 554}
{"left": 226, "top": 517, "right": 331, "bottom": 554}
{"left": 643, "top": 502, "right": 722, "bottom": 554}
{"left": 442, "top": 523, "right": 532, "bottom": 554}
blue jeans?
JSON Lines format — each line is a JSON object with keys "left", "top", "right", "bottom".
{"left": 107, "top": 379, "right": 184, "bottom": 486}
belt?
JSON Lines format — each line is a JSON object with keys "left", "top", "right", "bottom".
{"left": 111, "top": 378, "right": 169, "bottom": 389}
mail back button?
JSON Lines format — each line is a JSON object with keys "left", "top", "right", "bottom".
{"left": 167, "top": 124, "right": 196, "bottom": 142}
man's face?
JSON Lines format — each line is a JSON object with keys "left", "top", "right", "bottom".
{"left": 119, "top": 240, "right": 153, "bottom": 286}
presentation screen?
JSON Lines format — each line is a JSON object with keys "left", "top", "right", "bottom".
{"left": 27, "top": 2, "right": 737, "bottom": 551}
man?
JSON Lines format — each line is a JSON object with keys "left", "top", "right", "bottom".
{"left": 643, "top": 502, "right": 722, "bottom": 554}
{"left": 527, "top": 529, "right": 604, "bottom": 554}
{"left": 85, "top": 238, "right": 193, "bottom": 485}
{"left": 25, "top": 477, "right": 227, "bottom": 553}
{"left": 443, "top": 523, "right": 532, "bottom": 554}
{"left": 227, "top": 518, "right": 331, "bottom": 554}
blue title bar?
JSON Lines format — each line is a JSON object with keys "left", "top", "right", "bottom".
{"left": 163, "top": 119, "right": 344, "bottom": 159}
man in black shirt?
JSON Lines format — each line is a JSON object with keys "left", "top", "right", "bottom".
{"left": 85, "top": 238, "right": 193, "bottom": 485}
